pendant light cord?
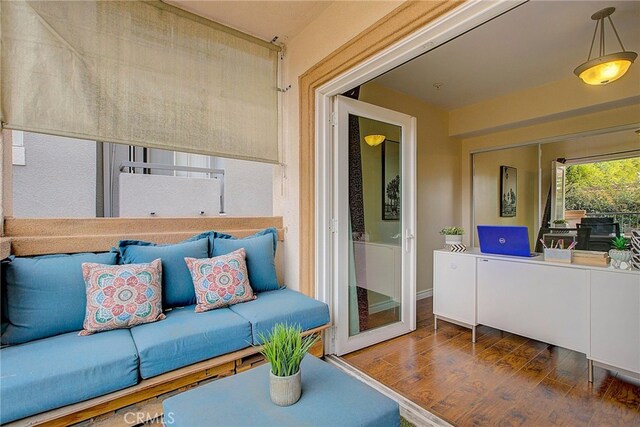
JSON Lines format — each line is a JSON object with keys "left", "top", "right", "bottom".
{"left": 586, "top": 13, "right": 628, "bottom": 61}
{"left": 599, "top": 16, "right": 605, "bottom": 57}
{"left": 587, "top": 20, "right": 598, "bottom": 60}
{"left": 607, "top": 15, "right": 626, "bottom": 51}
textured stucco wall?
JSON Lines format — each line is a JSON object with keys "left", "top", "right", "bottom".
{"left": 12, "top": 132, "right": 97, "bottom": 217}
{"left": 219, "top": 157, "right": 273, "bottom": 216}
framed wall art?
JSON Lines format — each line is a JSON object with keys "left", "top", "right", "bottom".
{"left": 382, "top": 140, "right": 400, "bottom": 220}
{"left": 500, "top": 165, "right": 517, "bottom": 217}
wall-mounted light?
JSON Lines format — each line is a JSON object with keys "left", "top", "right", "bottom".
{"left": 364, "top": 134, "right": 385, "bottom": 147}
{"left": 574, "top": 7, "right": 637, "bottom": 85}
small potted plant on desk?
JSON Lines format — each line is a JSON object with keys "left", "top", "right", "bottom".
{"left": 440, "top": 227, "right": 464, "bottom": 245}
{"left": 552, "top": 219, "right": 568, "bottom": 228}
{"left": 610, "top": 236, "right": 632, "bottom": 270}
{"left": 257, "top": 323, "right": 319, "bottom": 406}
{"left": 440, "top": 227, "right": 465, "bottom": 251}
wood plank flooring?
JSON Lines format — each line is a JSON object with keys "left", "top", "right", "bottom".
{"left": 342, "top": 297, "right": 640, "bottom": 426}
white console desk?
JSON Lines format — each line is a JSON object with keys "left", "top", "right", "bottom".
{"left": 433, "top": 248, "right": 640, "bottom": 382}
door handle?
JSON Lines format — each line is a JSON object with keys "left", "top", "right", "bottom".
{"left": 405, "top": 229, "right": 414, "bottom": 252}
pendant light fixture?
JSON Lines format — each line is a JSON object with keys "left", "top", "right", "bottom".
{"left": 364, "top": 134, "right": 386, "bottom": 147}
{"left": 574, "top": 7, "right": 637, "bottom": 85}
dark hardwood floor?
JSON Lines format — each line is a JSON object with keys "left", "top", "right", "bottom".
{"left": 343, "top": 297, "right": 640, "bottom": 426}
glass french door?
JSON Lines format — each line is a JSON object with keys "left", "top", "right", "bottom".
{"left": 334, "top": 95, "right": 416, "bottom": 356}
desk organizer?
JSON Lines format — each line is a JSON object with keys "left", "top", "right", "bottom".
{"left": 544, "top": 248, "right": 572, "bottom": 263}
{"left": 572, "top": 250, "right": 609, "bottom": 267}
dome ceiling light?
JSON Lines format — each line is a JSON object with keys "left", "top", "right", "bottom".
{"left": 364, "top": 135, "right": 386, "bottom": 147}
{"left": 574, "top": 7, "right": 637, "bottom": 85}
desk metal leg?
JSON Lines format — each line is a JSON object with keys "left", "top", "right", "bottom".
{"left": 434, "top": 315, "right": 438, "bottom": 330}
{"left": 588, "top": 359, "right": 594, "bottom": 383}
{"left": 472, "top": 325, "right": 477, "bottom": 343}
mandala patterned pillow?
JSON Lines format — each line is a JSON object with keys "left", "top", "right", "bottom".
{"left": 80, "top": 259, "right": 165, "bottom": 335}
{"left": 185, "top": 248, "right": 256, "bottom": 313}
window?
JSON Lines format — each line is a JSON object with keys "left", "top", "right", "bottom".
{"left": 11, "top": 131, "right": 273, "bottom": 218}
{"left": 564, "top": 157, "right": 640, "bottom": 232}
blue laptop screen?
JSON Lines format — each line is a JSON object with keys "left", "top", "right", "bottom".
{"left": 477, "top": 225, "right": 532, "bottom": 257}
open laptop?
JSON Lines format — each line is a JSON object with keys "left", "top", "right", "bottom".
{"left": 477, "top": 225, "right": 536, "bottom": 257}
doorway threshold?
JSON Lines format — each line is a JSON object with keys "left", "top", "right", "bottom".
{"left": 324, "top": 355, "right": 451, "bottom": 427}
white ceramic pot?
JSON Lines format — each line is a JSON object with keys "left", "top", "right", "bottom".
{"left": 445, "top": 235, "right": 463, "bottom": 246}
{"left": 270, "top": 370, "right": 301, "bottom": 406}
{"left": 609, "top": 249, "right": 632, "bottom": 270}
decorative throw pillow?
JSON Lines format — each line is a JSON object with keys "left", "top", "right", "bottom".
{"left": 212, "top": 228, "right": 279, "bottom": 292}
{"left": 80, "top": 259, "right": 165, "bottom": 335}
{"left": 185, "top": 248, "right": 256, "bottom": 313}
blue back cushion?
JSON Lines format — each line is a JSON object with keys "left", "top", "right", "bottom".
{"left": 1, "top": 251, "right": 118, "bottom": 345}
{"left": 212, "top": 228, "right": 279, "bottom": 293}
{"left": 119, "top": 233, "right": 211, "bottom": 308}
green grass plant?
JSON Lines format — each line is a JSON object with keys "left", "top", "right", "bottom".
{"left": 439, "top": 227, "right": 464, "bottom": 235}
{"left": 611, "top": 236, "right": 630, "bottom": 250}
{"left": 257, "top": 323, "right": 320, "bottom": 377}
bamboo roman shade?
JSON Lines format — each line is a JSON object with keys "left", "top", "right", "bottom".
{"left": 1, "top": 1, "right": 280, "bottom": 163}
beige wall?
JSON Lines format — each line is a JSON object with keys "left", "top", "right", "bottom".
{"left": 473, "top": 145, "right": 539, "bottom": 249}
{"left": 359, "top": 82, "right": 461, "bottom": 293}
{"left": 450, "top": 66, "right": 640, "bottom": 138}
{"left": 276, "top": 1, "right": 402, "bottom": 291}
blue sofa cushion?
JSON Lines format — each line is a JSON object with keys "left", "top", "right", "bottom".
{"left": 119, "top": 233, "right": 211, "bottom": 308}
{"left": 229, "top": 288, "right": 330, "bottom": 344}
{"left": 213, "top": 228, "right": 279, "bottom": 292}
{"left": 1, "top": 251, "right": 118, "bottom": 345}
{"left": 0, "top": 329, "right": 139, "bottom": 424}
{"left": 130, "top": 305, "right": 252, "bottom": 379}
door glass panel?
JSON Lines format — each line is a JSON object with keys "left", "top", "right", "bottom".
{"left": 553, "top": 162, "right": 566, "bottom": 222}
{"left": 348, "top": 115, "right": 402, "bottom": 336}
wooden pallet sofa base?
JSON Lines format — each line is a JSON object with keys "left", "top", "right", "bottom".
{"left": 6, "top": 325, "right": 328, "bottom": 427}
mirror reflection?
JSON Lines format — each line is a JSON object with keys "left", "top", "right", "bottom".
{"left": 473, "top": 128, "right": 639, "bottom": 252}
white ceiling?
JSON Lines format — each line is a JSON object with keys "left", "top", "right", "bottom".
{"left": 373, "top": 0, "right": 640, "bottom": 111}
{"left": 166, "top": 0, "right": 333, "bottom": 42}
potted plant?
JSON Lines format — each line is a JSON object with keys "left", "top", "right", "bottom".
{"left": 552, "top": 219, "right": 568, "bottom": 228}
{"left": 440, "top": 227, "right": 464, "bottom": 245}
{"left": 257, "top": 323, "right": 319, "bottom": 406}
{"left": 609, "top": 236, "right": 632, "bottom": 270}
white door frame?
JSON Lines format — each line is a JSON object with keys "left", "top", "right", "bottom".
{"left": 334, "top": 95, "right": 417, "bottom": 355}
{"left": 315, "top": 0, "right": 526, "bottom": 355}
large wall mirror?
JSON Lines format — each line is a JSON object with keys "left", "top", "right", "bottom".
{"left": 472, "top": 127, "right": 640, "bottom": 252}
